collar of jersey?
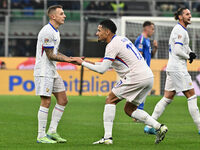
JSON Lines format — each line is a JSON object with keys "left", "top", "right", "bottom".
{"left": 111, "top": 35, "right": 116, "bottom": 40}
{"left": 141, "top": 34, "right": 149, "bottom": 40}
{"left": 49, "top": 22, "right": 58, "bottom": 32}
{"left": 178, "top": 23, "right": 187, "bottom": 31}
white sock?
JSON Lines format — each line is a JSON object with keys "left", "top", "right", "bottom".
{"left": 37, "top": 106, "right": 49, "bottom": 139}
{"left": 48, "top": 103, "right": 65, "bottom": 134}
{"left": 187, "top": 95, "right": 200, "bottom": 130}
{"left": 152, "top": 97, "right": 172, "bottom": 120}
{"left": 103, "top": 104, "right": 116, "bottom": 138}
{"left": 131, "top": 109, "right": 161, "bottom": 130}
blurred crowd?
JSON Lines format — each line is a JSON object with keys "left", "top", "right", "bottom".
{"left": 8, "top": 39, "right": 37, "bottom": 56}
{"left": 157, "top": 1, "right": 200, "bottom": 12}
{"left": 0, "top": 0, "right": 128, "bottom": 17}
{"left": 0, "top": 0, "right": 200, "bottom": 57}
{"left": 1, "top": 0, "right": 200, "bottom": 16}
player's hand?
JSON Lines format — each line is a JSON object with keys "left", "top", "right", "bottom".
{"left": 153, "top": 40, "right": 158, "bottom": 49}
{"left": 188, "top": 52, "right": 196, "bottom": 64}
{"left": 70, "top": 57, "right": 84, "bottom": 65}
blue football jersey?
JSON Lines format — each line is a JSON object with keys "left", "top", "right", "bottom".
{"left": 134, "top": 34, "right": 152, "bottom": 66}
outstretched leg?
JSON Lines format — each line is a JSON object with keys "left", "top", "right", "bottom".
{"left": 152, "top": 90, "right": 175, "bottom": 120}
{"left": 124, "top": 102, "right": 168, "bottom": 144}
{"left": 144, "top": 90, "right": 174, "bottom": 135}
{"left": 184, "top": 89, "right": 200, "bottom": 134}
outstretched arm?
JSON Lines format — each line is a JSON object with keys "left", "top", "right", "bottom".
{"left": 44, "top": 48, "right": 73, "bottom": 63}
{"left": 82, "top": 59, "right": 112, "bottom": 74}
{"left": 71, "top": 57, "right": 112, "bottom": 74}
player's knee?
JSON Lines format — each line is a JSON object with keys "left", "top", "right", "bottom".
{"left": 41, "top": 97, "right": 51, "bottom": 108}
{"left": 58, "top": 97, "right": 68, "bottom": 106}
{"left": 124, "top": 107, "right": 133, "bottom": 117}
{"left": 184, "top": 89, "right": 195, "bottom": 98}
{"left": 105, "top": 98, "right": 112, "bottom": 104}
{"left": 105, "top": 93, "right": 121, "bottom": 104}
{"left": 164, "top": 91, "right": 175, "bottom": 99}
{"left": 124, "top": 102, "right": 137, "bottom": 117}
{"left": 124, "top": 108, "right": 131, "bottom": 117}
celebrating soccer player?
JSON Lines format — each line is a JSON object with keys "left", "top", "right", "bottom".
{"left": 71, "top": 19, "right": 168, "bottom": 144}
{"left": 34, "top": 5, "right": 78, "bottom": 143}
{"left": 144, "top": 8, "right": 200, "bottom": 135}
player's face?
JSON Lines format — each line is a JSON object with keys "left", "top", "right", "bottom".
{"left": 96, "top": 25, "right": 108, "bottom": 42}
{"left": 147, "top": 24, "right": 155, "bottom": 37}
{"left": 53, "top": 8, "right": 66, "bottom": 25}
{"left": 181, "top": 9, "right": 192, "bottom": 25}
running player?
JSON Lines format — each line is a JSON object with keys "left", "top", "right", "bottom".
{"left": 34, "top": 5, "right": 76, "bottom": 143}
{"left": 144, "top": 8, "right": 200, "bottom": 135}
{"left": 71, "top": 19, "right": 168, "bottom": 144}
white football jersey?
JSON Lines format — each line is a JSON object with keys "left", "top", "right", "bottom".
{"left": 34, "top": 23, "right": 60, "bottom": 78}
{"left": 167, "top": 23, "right": 190, "bottom": 71}
{"left": 104, "top": 35, "right": 153, "bottom": 81}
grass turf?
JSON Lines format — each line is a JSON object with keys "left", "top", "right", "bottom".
{"left": 0, "top": 95, "right": 199, "bottom": 150}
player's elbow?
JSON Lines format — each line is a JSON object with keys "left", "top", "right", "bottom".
{"left": 97, "top": 69, "right": 106, "bottom": 74}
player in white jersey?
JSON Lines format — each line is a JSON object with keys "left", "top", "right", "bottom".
{"left": 71, "top": 19, "right": 168, "bottom": 144}
{"left": 34, "top": 5, "right": 77, "bottom": 143}
{"left": 144, "top": 8, "right": 200, "bottom": 135}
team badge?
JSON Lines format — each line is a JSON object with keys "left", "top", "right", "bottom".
{"left": 178, "top": 35, "right": 182, "bottom": 39}
{"left": 139, "top": 44, "right": 143, "bottom": 49}
{"left": 189, "top": 82, "right": 192, "bottom": 86}
{"left": 46, "top": 88, "right": 49, "bottom": 92}
{"left": 44, "top": 38, "right": 49, "bottom": 44}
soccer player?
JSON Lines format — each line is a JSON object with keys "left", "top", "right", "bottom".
{"left": 134, "top": 21, "right": 157, "bottom": 113}
{"left": 71, "top": 19, "right": 168, "bottom": 144}
{"left": 34, "top": 5, "right": 76, "bottom": 143}
{"left": 144, "top": 8, "right": 200, "bottom": 135}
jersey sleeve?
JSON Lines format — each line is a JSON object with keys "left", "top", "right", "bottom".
{"left": 104, "top": 41, "right": 119, "bottom": 61}
{"left": 174, "top": 29, "right": 185, "bottom": 46}
{"left": 134, "top": 36, "right": 144, "bottom": 52}
{"left": 82, "top": 59, "right": 112, "bottom": 74}
{"left": 41, "top": 31, "right": 54, "bottom": 49}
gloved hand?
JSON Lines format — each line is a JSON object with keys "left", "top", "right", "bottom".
{"left": 188, "top": 52, "right": 196, "bottom": 64}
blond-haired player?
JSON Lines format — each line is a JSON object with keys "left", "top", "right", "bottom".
{"left": 34, "top": 5, "right": 77, "bottom": 143}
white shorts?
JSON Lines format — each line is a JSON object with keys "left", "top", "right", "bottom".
{"left": 34, "top": 76, "right": 65, "bottom": 97}
{"left": 165, "top": 71, "right": 193, "bottom": 92}
{"left": 112, "top": 77, "right": 153, "bottom": 106}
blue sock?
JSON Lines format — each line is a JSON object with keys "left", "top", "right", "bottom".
{"left": 138, "top": 102, "right": 144, "bottom": 110}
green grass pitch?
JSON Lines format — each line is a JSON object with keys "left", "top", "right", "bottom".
{"left": 0, "top": 95, "right": 200, "bottom": 150}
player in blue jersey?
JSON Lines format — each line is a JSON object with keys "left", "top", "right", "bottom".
{"left": 134, "top": 21, "right": 158, "bottom": 110}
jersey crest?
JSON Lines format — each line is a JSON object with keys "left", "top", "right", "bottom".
{"left": 44, "top": 38, "right": 49, "bottom": 44}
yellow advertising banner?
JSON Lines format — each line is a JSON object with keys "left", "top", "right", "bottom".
{"left": 0, "top": 70, "right": 117, "bottom": 96}
{"left": 0, "top": 57, "right": 200, "bottom": 96}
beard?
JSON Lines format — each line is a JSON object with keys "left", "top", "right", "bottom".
{"left": 184, "top": 19, "right": 191, "bottom": 25}
{"left": 97, "top": 38, "right": 106, "bottom": 43}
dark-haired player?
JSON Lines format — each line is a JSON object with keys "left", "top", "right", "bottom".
{"left": 71, "top": 19, "right": 168, "bottom": 144}
{"left": 144, "top": 8, "right": 200, "bottom": 135}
